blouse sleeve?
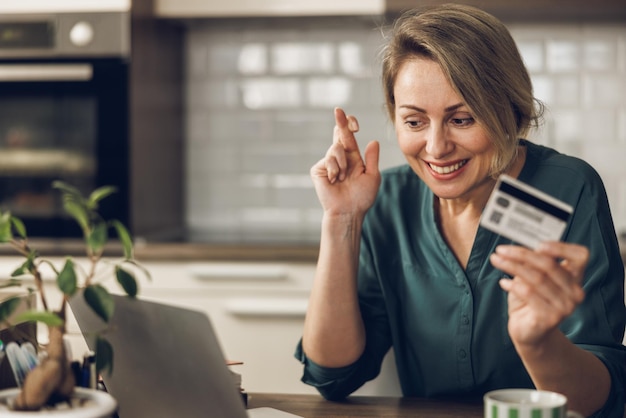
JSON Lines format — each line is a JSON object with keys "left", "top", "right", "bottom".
{"left": 556, "top": 165, "right": 626, "bottom": 418}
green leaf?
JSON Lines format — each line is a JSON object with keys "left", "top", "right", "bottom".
{"left": 88, "top": 186, "right": 117, "bottom": 210}
{"left": 0, "top": 296, "right": 24, "bottom": 323}
{"left": 95, "top": 336, "right": 114, "bottom": 376}
{"left": 115, "top": 266, "right": 138, "bottom": 298}
{"left": 83, "top": 285, "right": 115, "bottom": 323}
{"left": 110, "top": 220, "right": 133, "bottom": 259}
{"left": 52, "top": 181, "right": 83, "bottom": 200}
{"left": 123, "top": 260, "right": 152, "bottom": 282}
{"left": 9, "top": 216, "right": 26, "bottom": 239}
{"left": 87, "top": 222, "right": 108, "bottom": 253}
{"left": 11, "top": 254, "right": 35, "bottom": 278}
{"left": 63, "top": 200, "right": 89, "bottom": 231}
{"left": 14, "top": 310, "right": 64, "bottom": 327}
{"left": 57, "top": 259, "right": 77, "bottom": 297}
{"left": 0, "top": 212, "right": 13, "bottom": 242}
{"left": 11, "top": 265, "right": 29, "bottom": 277}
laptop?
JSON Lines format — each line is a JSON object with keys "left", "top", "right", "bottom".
{"left": 69, "top": 294, "right": 301, "bottom": 418}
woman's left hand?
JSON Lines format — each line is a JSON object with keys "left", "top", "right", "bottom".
{"left": 489, "top": 242, "right": 588, "bottom": 348}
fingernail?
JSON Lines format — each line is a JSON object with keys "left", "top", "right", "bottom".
{"left": 495, "top": 245, "right": 509, "bottom": 254}
{"left": 537, "top": 242, "right": 551, "bottom": 252}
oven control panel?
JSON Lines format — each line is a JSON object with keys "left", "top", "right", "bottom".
{"left": 0, "top": 12, "right": 129, "bottom": 58}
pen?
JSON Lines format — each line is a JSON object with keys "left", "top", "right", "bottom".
{"left": 81, "top": 351, "right": 96, "bottom": 389}
{"left": 6, "top": 342, "right": 30, "bottom": 387}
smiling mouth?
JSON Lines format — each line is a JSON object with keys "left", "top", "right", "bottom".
{"left": 428, "top": 159, "right": 468, "bottom": 174}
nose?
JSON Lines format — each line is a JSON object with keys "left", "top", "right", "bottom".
{"left": 424, "top": 124, "right": 452, "bottom": 158}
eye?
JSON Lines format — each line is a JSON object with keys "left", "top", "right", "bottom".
{"left": 450, "top": 115, "right": 475, "bottom": 127}
{"left": 402, "top": 115, "right": 427, "bottom": 130}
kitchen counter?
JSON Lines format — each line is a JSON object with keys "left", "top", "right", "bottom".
{"left": 0, "top": 237, "right": 624, "bottom": 265}
{"left": 0, "top": 239, "right": 320, "bottom": 263}
{"left": 132, "top": 241, "right": 320, "bottom": 262}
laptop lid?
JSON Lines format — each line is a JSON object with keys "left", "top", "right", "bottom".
{"left": 69, "top": 294, "right": 251, "bottom": 418}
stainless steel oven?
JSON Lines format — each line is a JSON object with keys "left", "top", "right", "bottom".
{"left": 0, "top": 11, "right": 130, "bottom": 237}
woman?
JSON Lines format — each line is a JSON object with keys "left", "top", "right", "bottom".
{"left": 296, "top": 4, "right": 626, "bottom": 417}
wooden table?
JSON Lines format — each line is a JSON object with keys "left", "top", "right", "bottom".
{"left": 247, "top": 393, "right": 484, "bottom": 417}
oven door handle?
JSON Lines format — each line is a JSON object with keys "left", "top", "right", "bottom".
{"left": 0, "top": 63, "right": 93, "bottom": 82}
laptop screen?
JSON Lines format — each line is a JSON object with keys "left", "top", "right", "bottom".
{"left": 69, "top": 294, "right": 249, "bottom": 418}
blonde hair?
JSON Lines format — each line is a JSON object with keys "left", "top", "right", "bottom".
{"left": 381, "top": 3, "right": 543, "bottom": 175}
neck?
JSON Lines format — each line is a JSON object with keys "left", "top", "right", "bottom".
{"left": 436, "top": 143, "right": 528, "bottom": 224}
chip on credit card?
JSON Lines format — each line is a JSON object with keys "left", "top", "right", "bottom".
{"left": 479, "top": 174, "right": 573, "bottom": 249}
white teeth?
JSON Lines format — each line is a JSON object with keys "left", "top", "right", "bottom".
{"left": 429, "top": 160, "right": 467, "bottom": 174}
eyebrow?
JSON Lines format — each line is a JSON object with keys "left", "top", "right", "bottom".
{"left": 399, "top": 103, "right": 465, "bottom": 113}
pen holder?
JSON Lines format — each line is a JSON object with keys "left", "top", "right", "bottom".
{"left": 0, "top": 292, "right": 38, "bottom": 390}
{"left": 0, "top": 387, "right": 117, "bottom": 417}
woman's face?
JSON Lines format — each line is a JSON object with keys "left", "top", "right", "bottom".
{"left": 394, "top": 57, "right": 497, "bottom": 202}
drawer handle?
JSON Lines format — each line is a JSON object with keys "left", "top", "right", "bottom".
{"left": 188, "top": 264, "right": 288, "bottom": 282}
{"left": 0, "top": 64, "right": 93, "bottom": 81}
{"left": 225, "top": 298, "right": 307, "bottom": 318}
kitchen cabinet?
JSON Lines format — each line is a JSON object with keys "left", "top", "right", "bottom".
{"left": 126, "top": 261, "right": 401, "bottom": 395}
{"left": 0, "top": 0, "right": 130, "bottom": 13}
{"left": 0, "top": 256, "right": 401, "bottom": 396}
{"left": 154, "top": 0, "right": 384, "bottom": 17}
{"left": 127, "top": 260, "right": 317, "bottom": 395}
{"left": 129, "top": 1, "right": 186, "bottom": 241}
{"left": 154, "top": 0, "right": 626, "bottom": 21}
{"left": 386, "top": 0, "right": 626, "bottom": 21}
{"left": 130, "top": 261, "right": 401, "bottom": 395}
{"left": 0, "top": 256, "right": 316, "bottom": 394}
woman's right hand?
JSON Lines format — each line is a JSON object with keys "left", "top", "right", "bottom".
{"left": 310, "top": 108, "right": 381, "bottom": 217}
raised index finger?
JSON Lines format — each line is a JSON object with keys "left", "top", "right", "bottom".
{"left": 333, "top": 107, "right": 360, "bottom": 153}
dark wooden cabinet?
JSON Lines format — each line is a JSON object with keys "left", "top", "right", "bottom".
{"left": 130, "top": 0, "right": 186, "bottom": 241}
{"left": 386, "top": 0, "right": 626, "bottom": 21}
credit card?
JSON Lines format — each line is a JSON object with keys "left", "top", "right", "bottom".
{"left": 479, "top": 174, "right": 573, "bottom": 249}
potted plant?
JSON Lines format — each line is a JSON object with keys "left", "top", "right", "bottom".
{"left": 0, "top": 181, "right": 149, "bottom": 415}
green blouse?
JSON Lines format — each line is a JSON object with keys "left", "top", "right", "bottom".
{"left": 295, "top": 141, "right": 626, "bottom": 417}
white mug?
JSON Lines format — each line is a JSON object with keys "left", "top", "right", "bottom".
{"left": 484, "top": 389, "right": 584, "bottom": 418}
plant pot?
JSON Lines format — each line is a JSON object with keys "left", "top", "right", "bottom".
{"left": 0, "top": 388, "right": 116, "bottom": 417}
